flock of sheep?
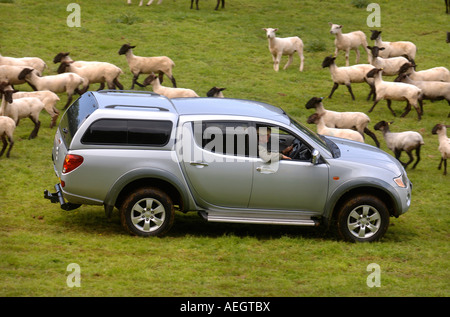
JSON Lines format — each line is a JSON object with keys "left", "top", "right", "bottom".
{"left": 0, "top": 5, "right": 449, "bottom": 175}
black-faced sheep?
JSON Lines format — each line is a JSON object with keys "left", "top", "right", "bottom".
{"left": 0, "top": 54, "right": 46, "bottom": 76}
{"left": 0, "top": 115, "right": 15, "bottom": 158}
{"left": 367, "top": 46, "right": 410, "bottom": 76}
{"left": 399, "top": 62, "right": 450, "bottom": 82}
{"left": 369, "top": 30, "right": 416, "bottom": 61}
{"left": 207, "top": 87, "right": 226, "bottom": 98}
{"left": 306, "top": 112, "right": 364, "bottom": 143}
{"left": 431, "top": 123, "right": 450, "bottom": 175}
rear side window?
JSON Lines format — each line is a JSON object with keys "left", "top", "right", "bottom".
{"left": 82, "top": 119, "right": 172, "bottom": 146}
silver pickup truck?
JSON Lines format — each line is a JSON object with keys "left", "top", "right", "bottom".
{"left": 44, "top": 90, "right": 412, "bottom": 242}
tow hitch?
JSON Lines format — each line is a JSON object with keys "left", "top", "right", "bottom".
{"left": 44, "top": 184, "right": 81, "bottom": 211}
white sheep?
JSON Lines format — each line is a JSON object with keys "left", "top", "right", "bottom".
{"left": 366, "top": 68, "right": 423, "bottom": 120}
{"left": 0, "top": 53, "right": 46, "bottom": 76}
{"left": 142, "top": 73, "right": 199, "bottom": 98}
{"left": 57, "top": 60, "right": 124, "bottom": 92}
{"left": 206, "top": 87, "right": 226, "bottom": 98}
{"left": 431, "top": 124, "right": 450, "bottom": 175}
{"left": 0, "top": 65, "right": 32, "bottom": 88}
{"left": 394, "top": 73, "right": 450, "bottom": 115}
{"left": 127, "top": 0, "right": 161, "bottom": 6}
{"left": 0, "top": 115, "right": 15, "bottom": 158}
{"left": 262, "top": 28, "right": 304, "bottom": 72}
{"left": 118, "top": 44, "right": 177, "bottom": 89}
{"left": 13, "top": 90, "right": 60, "bottom": 128}
{"left": 370, "top": 30, "right": 417, "bottom": 61}
{"left": 367, "top": 46, "right": 410, "bottom": 76}
{"left": 399, "top": 62, "right": 450, "bottom": 82}
{"left": 18, "top": 68, "right": 84, "bottom": 109}
{"left": 0, "top": 84, "right": 45, "bottom": 140}
{"left": 328, "top": 23, "right": 370, "bottom": 66}
{"left": 305, "top": 96, "right": 380, "bottom": 147}
{"left": 306, "top": 112, "right": 364, "bottom": 143}
{"left": 321, "top": 55, "right": 375, "bottom": 100}
{"left": 374, "top": 120, "right": 424, "bottom": 169}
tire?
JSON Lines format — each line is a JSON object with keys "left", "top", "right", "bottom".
{"left": 120, "top": 187, "right": 174, "bottom": 237}
{"left": 336, "top": 195, "right": 390, "bottom": 242}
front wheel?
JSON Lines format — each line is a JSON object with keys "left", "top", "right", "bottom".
{"left": 120, "top": 187, "right": 174, "bottom": 237}
{"left": 336, "top": 195, "right": 390, "bottom": 242}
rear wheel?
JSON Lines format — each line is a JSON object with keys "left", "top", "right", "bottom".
{"left": 336, "top": 195, "right": 390, "bottom": 242}
{"left": 120, "top": 187, "right": 174, "bottom": 237}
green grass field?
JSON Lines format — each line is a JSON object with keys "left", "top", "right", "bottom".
{"left": 0, "top": 0, "right": 449, "bottom": 297}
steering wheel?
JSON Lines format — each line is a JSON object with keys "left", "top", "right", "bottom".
{"left": 289, "top": 139, "right": 311, "bottom": 160}
{"left": 289, "top": 139, "right": 302, "bottom": 159}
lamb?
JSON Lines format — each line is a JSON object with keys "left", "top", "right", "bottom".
{"left": 431, "top": 124, "right": 450, "bottom": 175}
{"left": 366, "top": 68, "right": 423, "bottom": 120}
{"left": 18, "top": 68, "right": 84, "bottom": 109}
{"left": 0, "top": 54, "right": 46, "bottom": 76}
{"left": 13, "top": 90, "right": 60, "bottom": 128}
{"left": 305, "top": 96, "right": 379, "bottom": 147}
{"left": 262, "top": 28, "right": 304, "bottom": 72}
{"left": 0, "top": 115, "right": 15, "bottom": 158}
{"left": 142, "top": 73, "right": 199, "bottom": 98}
{"left": 206, "top": 87, "right": 226, "bottom": 98}
{"left": 369, "top": 30, "right": 416, "bottom": 61}
{"left": 57, "top": 60, "right": 124, "bottom": 92}
{"left": 321, "top": 55, "right": 375, "bottom": 100}
{"left": 0, "top": 84, "right": 45, "bottom": 140}
{"left": 367, "top": 46, "right": 410, "bottom": 76}
{"left": 374, "top": 120, "right": 424, "bottom": 169}
{"left": 118, "top": 44, "right": 177, "bottom": 89}
{"left": 306, "top": 112, "right": 364, "bottom": 143}
{"left": 328, "top": 23, "right": 370, "bottom": 66}
{"left": 398, "top": 62, "right": 450, "bottom": 82}
{"left": 127, "top": 0, "right": 161, "bottom": 6}
{"left": 191, "top": 1, "right": 224, "bottom": 10}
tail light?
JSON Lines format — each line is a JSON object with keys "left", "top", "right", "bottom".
{"left": 63, "top": 154, "right": 84, "bottom": 174}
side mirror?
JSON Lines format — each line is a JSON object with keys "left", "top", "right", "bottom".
{"left": 311, "top": 149, "right": 321, "bottom": 165}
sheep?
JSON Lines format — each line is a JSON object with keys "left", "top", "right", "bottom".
{"left": 305, "top": 96, "right": 380, "bottom": 147}
{"left": 127, "top": 0, "right": 161, "bottom": 6}
{"left": 321, "top": 55, "right": 375, "bottom": 100}
{"left": 118, "top": 44, "right": 177, "bottom": 89}
{"left": 142, "top": 73, "right": 199, "bottom": 98}
{"left": 18, "top": 68, "right": 84, "bottom": 109}
{"left": 431, "top": 124, "right": 450, "bottom": 175}
{"left": 369, "top": 30, "right": 417, "bottom": 61}
{"left": 0, "top": 84, "right": 45, "bottom": 140}
{"left": 398, "top": 62, "right": 450, "bottom": 82}
{"left": 191, "top": 1, "right": 224, "bottom": 10}
{"left": 0, "top": 65, "right": 36, "bottom": 89}
{"left": 374, "top": 120, "right": 424, "bottom": 169}
{"left": 13, "top": 90, "right": 60, "bottom": 128}
{"left": 206, "top": 87, "right": 226, "bottom": 98}
{"left": 57, "top": 60, "right": 124, "bottom": 92}
{"left": 262, "top": 28, "right": 304, "bottom": 72}
{"left": 328, "top": 23, "right": 370, "bottom": 66}
{"left": 0, "top": 54, "right": 46, "bottom": 76}
{"left": 0, "top": 116, "right": 15, "bottom": 158}
{"left": 394, "top": 73, "right": 450, "bottom": 114}
{"left": 366, "top": 68, "right": 423, "bottom": 120}
{"left": 306, "top": 112, "right": 364, "bottom": 143}
{"left": 367, "top": 46, "right": 410, "bottom": 76}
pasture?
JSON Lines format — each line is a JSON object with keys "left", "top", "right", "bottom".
{"left": 0, "top": 0, "right": 449, "bottom": 297}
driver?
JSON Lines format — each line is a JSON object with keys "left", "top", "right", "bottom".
{"left": 258, "top": 127, "right": 293, "bottom": 162}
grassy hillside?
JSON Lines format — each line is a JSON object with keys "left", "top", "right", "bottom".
{"left": 0, "top": 0, "right": 448, "bottom": 297}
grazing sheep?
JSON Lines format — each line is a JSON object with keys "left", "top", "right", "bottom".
{"left": 305, "top": 96, "right": 379, "bottom": 147}
{"left": 321, "top": 55, "right": 375, "bottom": 100}
{"left": 191, "top": 0, "right": 224, "bottom": 10}
{"left": 118, "top": 44, "right": 177, "bottom": 89}
{"left": 57, "top": 60, "right": 124, "bottom": 92}
{"left": 431, "top": 124, "right": 450, "bottom": 175}
{"left": 394, "top": 73, "right": 450, "bottom": 114}
{"left": 0, "top": 115, "right": 15, "bottom": 158}
{"left": 399, "top": 62, "right": 450, "bottom": 82}
{"left": 127, "top": 0, "right": 160, "bottom": 6}
{"left": 207, "top": 87, "right": 226, "bottom": 98}
{"left": 366, "top": 68, "right": 423, "bottom": 120}
{"left": 306, "top": 112, "right": 364, "bottom": 143}
{"left": 142, "top": 73, "right": 199, "bottom": 98}
{"left": 263, "top": 28, "right": 304, "bottom": 72}
{"left": 18, "top": 68, "right": 84, "bottom": 109}
{"left": 374, "top": 120, "right": 424, "bottom": 169}
{"left": 369, "top": 30, "right": 417, "bottom": 61}
{"left": 0, "top": 54, "right": 46, "bottom": 76}
{"left": 13, "top": 90, "right": 60, "bottom": 128}
{"left": 367, "top": 46, "right": 410, "bottom": 76}
{"left": 328, "top": 23, "right": 370, "bottom": 66}
{"left": 0, "top": 84, "right": 45, "bottom": 140}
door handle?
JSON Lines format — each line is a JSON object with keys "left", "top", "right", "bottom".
{"left": 256, "top": 166, "right": 276, "bottom": 174}
{"left": 190, "top": 161, "right": 209, "bottom": 167}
